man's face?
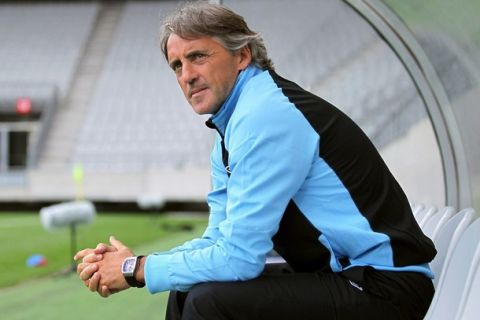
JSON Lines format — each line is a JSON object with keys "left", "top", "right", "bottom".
{"left": 166, "top": 34, "right": 251, "bottom": 115}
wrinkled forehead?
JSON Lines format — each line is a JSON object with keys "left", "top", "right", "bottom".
{"left": 165, "top": 33, "right": 222, "bottom": 60}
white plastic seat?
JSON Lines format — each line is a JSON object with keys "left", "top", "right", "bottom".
{"left": 455, "top": 244, "right": 480, "bottom": 320}
{"left": 416, "top": 205, "right": 437, "bottom": 229}
{"left": 429, "top": 208, "right": 476, "bottom": 288}
{"left": 410, "top": 202, "right": 425, "bottom": 216}
{"left": 422, "top": 206, "right": 455, "bottom": 240}
{"left": 424, "top": 217, "right": 480, "bottom": 320}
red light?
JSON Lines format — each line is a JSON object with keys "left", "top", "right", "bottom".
{"left": 16, "top": 97, "right": 32, "bottom": 115}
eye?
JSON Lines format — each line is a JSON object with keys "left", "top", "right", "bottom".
{"left": 170, "top": 61, "right": 182, "bottom": 73}
{"left": 192, "top": 52, "right": 208, "bottom": 62}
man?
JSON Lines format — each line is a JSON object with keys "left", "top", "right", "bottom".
{"left": 75, "top": 2, "right": 436, "bottom": 319}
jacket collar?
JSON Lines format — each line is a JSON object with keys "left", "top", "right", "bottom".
{"left": 206, "top": 64, "right": 263, "bottom": 137}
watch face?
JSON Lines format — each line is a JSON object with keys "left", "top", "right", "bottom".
{"left": 122, "top": 257, "right": 136, "bottom": 276}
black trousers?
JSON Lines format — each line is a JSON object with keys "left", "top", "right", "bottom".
{"left": 165, "top": 264, "right": 434, "bottom": 320}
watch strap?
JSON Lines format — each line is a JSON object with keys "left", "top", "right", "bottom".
{"left": 125, "top": 255, "right": 145, "bottom": 288}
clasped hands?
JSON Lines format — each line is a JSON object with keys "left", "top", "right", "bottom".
{"left": 74, "top": 235, "right": 134, "bottom": 298}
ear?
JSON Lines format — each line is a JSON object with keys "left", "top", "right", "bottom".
{"left": 237, "top": 45, "right": 252, "bottom": 70}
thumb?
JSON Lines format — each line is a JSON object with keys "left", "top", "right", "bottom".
{"left": 109, "top": 236, "right": 127, "bottom": 250}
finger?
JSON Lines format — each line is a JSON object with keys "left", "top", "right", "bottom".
{"left": 100, "top": 285, "right": 112, "bottom": 298}
{"left": 73, "top": 248, "right": 94, "bottom": 261}
{"left": 82, "top": 252, "right": 103, "bottom": 263}
{"left": 92, "top": 243, "right": 112, "bottom": 255}
{"left": 88, "top": 272, "right": 100, "bottom": 292}
{"left": 77, "top": 261, "right": 97, "bottom": 275}
{"left": 96, "top": 242, "right": 106, "bottom": 250}
{"left": 77, "top": 262, "right": 88, "bottom": 275}
{"left": 109, "top": 236, "right": 127, "bottom": 250}
{"left": 79, "top": 264, "right": 98, "bottom": 281}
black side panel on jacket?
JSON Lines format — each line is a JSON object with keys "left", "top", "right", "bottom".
{"left": 272, "top": 200, "right": 331, "bottom": 272}
{"left": 268, "top": 70, "right": 436, "bottom": 267}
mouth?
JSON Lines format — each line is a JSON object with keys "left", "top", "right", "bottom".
{"left": 189, "top": 86, "right": 207, "bottom": 99}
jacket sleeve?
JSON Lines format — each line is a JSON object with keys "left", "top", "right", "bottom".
{"left": 144, "top": 102, "right": 318, "bottom": 293}
{"left": 203, "top": 135, "right": 228, "bottom": 241}
{"left": 151, "top": 135, "right": 228, "bottom": 255}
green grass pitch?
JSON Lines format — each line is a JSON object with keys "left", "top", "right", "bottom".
{"left": 0, "top": 212, "right": 207, "bottom": 319}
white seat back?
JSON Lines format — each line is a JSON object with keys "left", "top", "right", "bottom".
{"left": 425, "top": 217, "right": 479, "bottom": 320}
{"left": 455, "top": 245, "right": 480, "bottom": 320}
{"left": 411, "top": 202, "right": 425, "bottom": 216}
{"left": 422, "top": 206, "right": 455, "bottom": 240}
{"left": 429, "top": 208, "right": 475, "bottom": 288}
{"left": 417, "top": 205, "right": 437, "bottom": 229}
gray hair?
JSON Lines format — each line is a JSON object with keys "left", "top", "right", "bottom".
{"left": 160, "top": 1, "right": 274, "bottom": 70}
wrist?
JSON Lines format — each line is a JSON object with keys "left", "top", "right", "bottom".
{"left": 121, "top": 256, "right": 145, "bottom": 288}
{"left": 135, "top": 256, "right": 146, "bottom": 285}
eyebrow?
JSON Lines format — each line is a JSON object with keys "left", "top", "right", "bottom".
{"left": 169, "top": 49, "right": 211, "bottom": 70}
{"left": 185, "top": 49, "right": 209, "bottom": 59}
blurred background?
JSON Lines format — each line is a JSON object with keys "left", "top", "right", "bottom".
{"left": 0, "top": 0, "right": 479, "bottom": 319}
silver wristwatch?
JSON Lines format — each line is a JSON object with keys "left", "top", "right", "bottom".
{"left": 121, "top": 256, "right": 145, "bottom": 288}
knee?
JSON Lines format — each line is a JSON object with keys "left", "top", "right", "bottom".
{"left": 183, "top": 282, "right": 228, "bottom": 319}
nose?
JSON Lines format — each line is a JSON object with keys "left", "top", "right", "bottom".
{"left": 180, "top": 61, "right": 197, "bottom": 86}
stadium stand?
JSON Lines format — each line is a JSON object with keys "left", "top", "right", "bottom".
{"left": 0, "top": 0, "right": 460, "bottom": 209}
{"left": 0, "top": 2, "right": 99, "bottom": 189}
{"left": 73, "top": 1, "right": 214, "bottom": 172}
{"left": 40, "top": 1, "right": 122, "bottom": 167}
{"left": 0, "top": 2, "right": 99, "bottom": 98}
{"left": 0, "top": 83, "right": 57, "bottom": 171}
{"left": 0, "top": 1, "right": 214, "bottom": 203}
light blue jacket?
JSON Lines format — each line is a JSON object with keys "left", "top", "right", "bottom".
{"left": 144, "top": 65, "right": 436, "bottom": 293}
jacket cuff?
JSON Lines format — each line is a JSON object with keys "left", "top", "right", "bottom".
{"left": 144, "top": 254, "right": 172, "bottom": 293}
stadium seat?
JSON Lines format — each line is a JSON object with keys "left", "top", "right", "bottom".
{"left": 455, "top": 246, "right": 480, "bottom": 320}
{"left": 415, "top": 205, "right": 437, "bottom": 229}
{"left": 410, "top": 202, "right": 425, "bottom": 216}
{"left": 422, "top": 206, "right": 455, "bottom": 240}
{"left": 73, "top": 1, "right": 214, "bottom": 171}
{"left": 0, "top": 3, "right": 99, "bottom": 98}
{"left": 428, "top": 208, "right": 476, "bottom": 288}
{"left": 424, "top": 217, "right": 480, "bottom": 320}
